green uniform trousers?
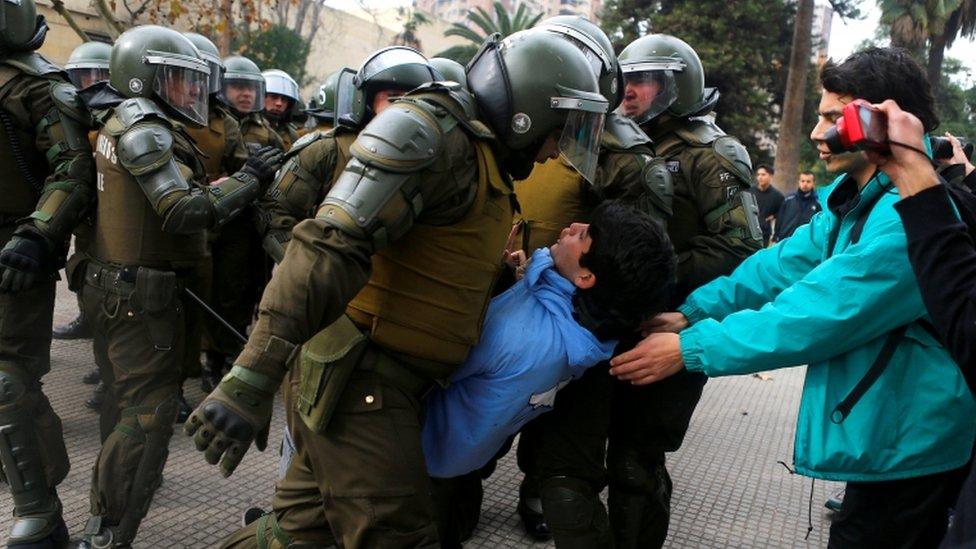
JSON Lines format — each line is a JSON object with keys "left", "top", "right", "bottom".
{"left": 0, "top": 277, "right": 69, "bottom": 492}
{"left": 222, "top": 348, "right": 440, "bottom": 548}
{"left": 81, "top": 263, "right": 183, "bottom": 532}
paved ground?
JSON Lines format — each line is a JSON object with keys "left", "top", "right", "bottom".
{"left": 0, "top": 280, "right": 842, "bottom": 547}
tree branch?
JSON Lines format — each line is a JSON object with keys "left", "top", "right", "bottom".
{"left": 93, "top": 0, "right": 126, "bottom": 37}
{"left": 51, "top": 0, "right": 90, "bottom": 41}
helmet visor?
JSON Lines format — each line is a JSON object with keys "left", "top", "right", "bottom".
{"left": 68, "top": 67, "right": 110, "bottom": 90}
{"left": 334, "top": 68, "right": 362, "bottom": 128}
{"left": 617, "top": 68, "right": 678, "bottom": 124}
{"left": 222, "top": 77, "right": 265, "bottom": 113}
{"left": 558, "top": 109, "right": 605, "bottom": 184}
{"left": 205, "top": 59, "right": 223, "bottom": 95}
{"left": 153, "top": 65, "right": 209, "bottom": 126}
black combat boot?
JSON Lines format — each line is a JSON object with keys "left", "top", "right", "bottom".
{"left": 53, "top": 312, "right": 91, "bottom": 340}
{"left": 82, "top": 368, "right": 101, "bottom": 385}
{"left": 85, "top": 382, "right": 106, "bottom": 412}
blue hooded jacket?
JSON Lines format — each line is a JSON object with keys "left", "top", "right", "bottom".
{"left": 678, "top": 171, "right": 976, "bottom": 482}
{"left": 423, "top": 248, "right": 617, "bottom": 478}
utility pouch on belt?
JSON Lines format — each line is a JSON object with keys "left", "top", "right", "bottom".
{"left": 131, "top": 267, "right": 179, "bottom": 351}
{"left": 296, "top": 314, "right": 367, "bottom": 434}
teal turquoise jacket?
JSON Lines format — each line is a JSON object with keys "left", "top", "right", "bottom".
{"left": 678, "top": 170, "right": 976, "bottom": 482}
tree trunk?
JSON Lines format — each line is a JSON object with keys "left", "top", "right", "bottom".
{"left": 773, "top": 0, "right": 814, "bottom": 193}
{"left": 219, "top": 0, "right": 233, "bottom": 56}
{"left": 92, "top": 0, "right": 124, "bottom": 38}
{"left": 927, "top": 9, "right": 960, "bottom": 97}
{"left": 51, "top": 0, "right": 90, "bottom": 41}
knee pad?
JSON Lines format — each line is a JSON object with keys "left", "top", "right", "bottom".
{"left": 539, "top": 476, "right": 603, "bottom": 532}
{"left": 609, "top": 449, "right": 665, "bottom": 496}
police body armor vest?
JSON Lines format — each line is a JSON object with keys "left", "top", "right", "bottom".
{"left": 91, "top": 107, "right": 208, "bottom": 269}
{"left": 0, "top": 56, "right": 59, "bottom": 221}
{"left": 343, "top": 90, "right": 514, "bottom": 368}
{"left": 514, "top": 158, "right": 593, "bottom": 253}
{"left": 184, "top": 107, "right": 230, "bottom": 181}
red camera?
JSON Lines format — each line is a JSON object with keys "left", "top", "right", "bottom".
{"left": 823, "top": 99, "right": 890, "bottom": 154}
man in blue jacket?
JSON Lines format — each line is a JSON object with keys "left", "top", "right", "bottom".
{"left": 608, "top": 47, "right": 976, "bottom": 548}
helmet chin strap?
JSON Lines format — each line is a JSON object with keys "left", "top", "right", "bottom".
{"left": 502, "top": 137, "right": 547, "bottom": 181}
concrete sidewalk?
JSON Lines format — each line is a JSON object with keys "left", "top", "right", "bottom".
{"left": 0, "top": 280, "right": 840, "bottom": 547}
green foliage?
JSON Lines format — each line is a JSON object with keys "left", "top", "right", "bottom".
{"left": 436, "top": 1, "right": 543, "bottom": 64}
{"left": 235, "top": 25, "right": 311, "bottom": 86}
{"left": 934, "top": 57, "right": 976, "bottom": 136}
{"left": 601, "top": 0, "right": 794, "bottom": 154}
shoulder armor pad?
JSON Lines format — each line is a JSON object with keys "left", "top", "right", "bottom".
{"left": 601, "top": 113, "right": 651, "bottom": 152}
{"left": 117, "top": 123, "right": 175, "bottom": 176}
{"left": 116, "top": 98, "right": 170, "bottom": 130}
{"left": 350, "top": 101, "right": 443, "bottom": 174}
{"left": 2, "top": 52, "right": 64, "bottom": 77}
{"left": 407, "top": 84, "right": 495, "bottom": 140}
{"left": 51, "top": 83, "right": 93, "bottom": 125}
{"left": 287, "top": 128, "right": 328, "bottom": 156}
{"left": 673, "top": 118, "right": 726, "bottom": 147}
{"left": 712, "top": 135, "right": 754, "bottom": 185}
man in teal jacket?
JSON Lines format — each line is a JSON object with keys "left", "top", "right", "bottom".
{"left": 609, "top": 47, "right": 976, "bottom": 547}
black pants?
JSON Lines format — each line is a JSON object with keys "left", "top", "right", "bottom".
{"left": 517, "top": 363, "right": 707, "bottom": 549}
{"left": 829, "top": 465, "right": 969, "bottom": 549}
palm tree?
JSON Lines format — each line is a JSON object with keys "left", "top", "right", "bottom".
{"left": 879, "top": 0, "right": 960, "bottom": 56}
{"left": 436, "top": 1, "right": 543, "bottom": 65}
{"left": 927, "top": 0, "right": 976, "bottom": 93}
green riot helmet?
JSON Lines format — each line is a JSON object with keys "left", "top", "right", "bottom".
{"left": 536, "top": 15, "right": 623, "bottom": 110}
{"left": 0, "top": 0, "right": 48, "bottom": 53}
{"left": 429, "top": 57, "right": 467, "bottom": 89}
{"left": 339, "top": 46, "right": 437, "bottom": 127}
{"left": 110, "top": 25, "right": 210, "bottom": 126}
{"left": 307, "top": 68, "right": 345, "bottom": 117}
{"left": 617, "top": 34, "right": 705, "bottom": 124}
{"left": 467, "top": 30, "right": 608, "bottom": 183}
{"left": 183, "top": 32, "right": 223, "bottom": 96}
{"left": 66, "top": 41, "right": 111, "bottom": 90}
{"left": 221, "top": 55, "right": 265, "bottom": 114}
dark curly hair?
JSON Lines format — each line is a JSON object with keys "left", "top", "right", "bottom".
{"left": 820, "top": 47, "right": 939, "bottom": 132}
{"left": 573, "top": 200, "right": 676, "bottom": 341}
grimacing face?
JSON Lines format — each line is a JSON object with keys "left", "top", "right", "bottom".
{"left": 550, "top": 222, "right": 593, "bottom": 283}
{"left": 810, "top": 89, "right": 870, "bottom": 177}
{"left": 620, "top": 75, "right": 661, "bottom": 120}
{"left": 227, "top": 81, "right": 257, "bottom": 112}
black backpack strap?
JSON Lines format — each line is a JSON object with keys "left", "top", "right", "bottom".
{"left": 831, "top": 325, "right": 908, "bottom": 424}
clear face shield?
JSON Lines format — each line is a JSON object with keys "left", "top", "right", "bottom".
{"left": 204, "top": 59, "right": 223, "bottom": 96}
{"left": 153, "top": 63, "right": 210, "bottom": 126}
{"left": 617, "top": 62, "right": 682, "bottom": 124}
{"left": 552, "top": 95, "right": 607, "bottom": 183}
{"left": 68, "top": 66, "right": 110, "bottom": 90}
{"left": 222, "top": 76, "right": 265, "bottom": 114}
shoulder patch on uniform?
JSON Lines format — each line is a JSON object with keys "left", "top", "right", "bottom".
{"left": 350, "top": 101, "right": 443, "bottom": 174}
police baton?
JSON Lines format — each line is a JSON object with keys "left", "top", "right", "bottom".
{"left": 183, "top": 288, "right": 248, "bottom": 345}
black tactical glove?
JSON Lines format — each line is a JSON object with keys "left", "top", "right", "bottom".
{"left": 242, "top": 146, "right": 284, "bottom": 188}
{"left": 184, "top": 367, "right": 276, "bottom": 477}
{"left": 0, "top": 228, "right": 51, "bottom": 292}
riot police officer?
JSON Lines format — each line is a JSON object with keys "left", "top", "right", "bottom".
{"left": 222, "top": 56, "right": 284, "bottom": 152}
{"left": 262, "top": 68, "right": 301, "bottom": 150}
{"left": 186, "top": 30, "right": 608, "bottom": 547}
{"left": 429, "top": 57, "right": 468, "bottom": 89}
{"left": 0, "top": 0, "right": 95, "bottom": 545}
{"left": 599, "top": 34, "right": 761, "bottom": 548}
{"left": 224, "top": 47, "right": 440, "bottom": 547}
{"left": 53, "top": 40, "right": 112, "bottom": 343}
{"left": 179, "top": 33, "right": 249, "bottom": 401}
{"left": 75, "top": 25, "right": 282, "bottom": 548}
{"left": 299, "top": 68, "right": 348, "bottom": 137}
